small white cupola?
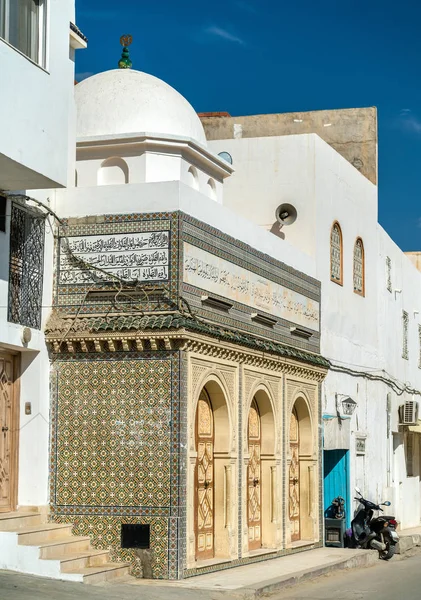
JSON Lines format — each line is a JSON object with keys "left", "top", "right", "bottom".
{"left": 74, "top": 37, "right": 233, "bottom": 200}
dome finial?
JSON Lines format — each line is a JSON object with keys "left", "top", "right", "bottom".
{"left": 118, "top": 34, "right": 133, "bottom": 69}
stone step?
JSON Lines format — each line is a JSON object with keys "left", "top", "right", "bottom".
{"left": 38, "top": 535, "right": 92, "bottom": 558}
{"left": 0, "top": 512, "right": 44, "bottom": 531}
{"left": 17, "top": 523, "right": 74, "bottom": 546}
{"left": 50, "top": 549, "right": 110, "bottom": 573}
{"left": 65, "top": 562, "right": 131, "bottom": 585}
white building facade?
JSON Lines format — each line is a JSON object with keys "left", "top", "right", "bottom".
{"left": 0, "top": 1, "right": 85, "bottom": 512}
{"left": 1, "top": 18, "right": 420, "bottom": 581}
{"left": 205, "top": 121, "right": 421, "bottom": 529}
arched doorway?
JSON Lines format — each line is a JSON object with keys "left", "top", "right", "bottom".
{"left": 288, "top": 397, "right": 314, "bottom": 543}
{"left": 194, "top": 379, "right": 232, "bottom": 561}
{"left": 289, "top": 407, "right": 300, "bottom": 542}
{"left": 247, "top": 398, "right": 261, "bottom": 550}
{"left": 245, "top": 389, "right": 276, "bottom": 552}
{"left": 195, "top": 388, "right": 214, "bottom": 559}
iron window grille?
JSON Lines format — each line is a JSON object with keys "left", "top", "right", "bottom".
{"left": 8, "top": 201, "right": 45, "bottom": 329}
{"left": 353, "top": 238, "right": 365, "bottom": 296}
{"left": 330, "top": 222, "right": 343, "bottom": 285}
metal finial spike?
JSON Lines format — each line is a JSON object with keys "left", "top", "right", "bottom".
{"left": 118, "top": 34, "right": 133, "bottom": 69}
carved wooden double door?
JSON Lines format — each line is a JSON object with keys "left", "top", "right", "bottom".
{"left": 0, "top": 353, "right": 17, "bottom": 512}
{"left": 289, "top": 407, "right": 300, "bottom": 541}
{"left": 195, "top": 389, "right": 215, "bottom": 559}
{"left": 248, "top": 398, "right": 262, "bottom": 550}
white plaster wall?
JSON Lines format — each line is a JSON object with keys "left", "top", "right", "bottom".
{"left": 209, "top": 130, "right": 421, "bottom": 528}
{"left": 144, "top": 153, "right": 181, "bottom": 183}
{"left": 376, "top": 227, "right": 421, "bottom": 527}
{"left": 75, "top": 151, "right": 225, "bottom": 205}
{"left": 0, "top": 195, "right": 54, "bottom": 508}
{"left": 180, "top": 159, "right": 223, "bottom": 204}
{"left": 208, "top": 135, "right": 317, "bottom": 253}
{"left": 0, "top": 1, "right": 76, "bottom": 190}
{"left": 52, "top": 181, "right": 315, "bottom": 278}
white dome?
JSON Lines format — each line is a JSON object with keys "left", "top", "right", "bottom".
{"left": 75, "top": 69, "right": 207, "bottom": 146}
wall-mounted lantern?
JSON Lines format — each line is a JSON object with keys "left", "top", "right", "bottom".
{"left": 341, "top": 396, "right": 357, "bottom": 416}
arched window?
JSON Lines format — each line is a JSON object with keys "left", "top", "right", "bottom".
{"left": 330, "top": 222, "right": 343, "bottom": 285}
{"left": 353, "top": 238, "right": 365, "bottom": 296}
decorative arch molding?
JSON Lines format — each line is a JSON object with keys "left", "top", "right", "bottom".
{"left": 286, "top": 383, "right": 319, "bottom": 544}
{"left": 245, "top": 380, "right": 276, "bottom": 434}
{"left": 286, "top": 380, "right": 318, "bottom": 459}
{"left": 188, "top": 359, "right": 238, "bottom": 565}
{"left": 190, "top": 363, "right": 237, "bottom": 453}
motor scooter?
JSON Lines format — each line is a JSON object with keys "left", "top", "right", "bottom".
{"left": 345, "top": 487, "right": 399, "bottom": 560}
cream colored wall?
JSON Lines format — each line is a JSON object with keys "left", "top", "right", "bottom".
{"left": 186, "top": 349, "right": 322, "bottom": 569}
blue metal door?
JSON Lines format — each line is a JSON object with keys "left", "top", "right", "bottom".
{"left": 323, "top": 449, "right": 350, "bottom": 528}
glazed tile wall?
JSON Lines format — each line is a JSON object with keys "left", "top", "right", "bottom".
{"left": 48, "top": 210, "right": 325, "bottom": 580}
{"left": 180, "top": 213, "right": 321, "bottom": 354}
{"left": 54, "top": 212, "right": 179, "bottom": 315}
{"left": 50, "top": 352, "right": 181, "bottom": 579}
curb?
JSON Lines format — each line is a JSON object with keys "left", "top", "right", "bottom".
{"left": 212, "top": 550, "right": 379, "bottom": 600}
{"left": 222, "top": 551, "right": 379, "bottom": 599}
{"left": 396, "top": 533, "right": 421, "bottom": 555}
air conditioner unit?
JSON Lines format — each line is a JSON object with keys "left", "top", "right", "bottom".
{"left": 399, "top": 400, "right": 419, "bottom": 425}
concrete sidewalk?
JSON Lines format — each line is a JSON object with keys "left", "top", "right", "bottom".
{"left": 121, "top": 548, "right": 379, "bottom": 598}
{"left": 397, "top": 525, "right": 421, "bottom": 554}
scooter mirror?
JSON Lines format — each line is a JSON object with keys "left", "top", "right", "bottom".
{"left": 383, "top": 501, "right": 391, "bottom": 506}
{"left": 355, "top": 487, "right": 361, "bottom": 494}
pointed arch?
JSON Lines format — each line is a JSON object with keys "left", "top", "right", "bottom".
{"left": 330, "top": 221, "right": 343, "bottom": 285}
{"left": 353, "top": 237, "right": 365, "bottom": 296}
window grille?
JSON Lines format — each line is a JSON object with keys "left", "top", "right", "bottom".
{"left": 330, "top": 222, "right": 342, "bottom": 284}
{"left": 386, "top": 256, "right": 392, "bottom": 292}
{"left": 402, "top": 310, "right": 409, "bottom": 360}
{"left": 353, "top": 238, "right": 364, "bottom": 295}
{"left": 8, "top": 202, "right": 45, "bottom": 329}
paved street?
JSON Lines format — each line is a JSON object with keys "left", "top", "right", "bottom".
{"left": 274, "top": 553, "right": 421, "bottom": 600}
{"left": 0, "top": 570, "right": 227, "bottom": 600}
{"left": 2, "top": 553, "right": 421, "bottom": 600}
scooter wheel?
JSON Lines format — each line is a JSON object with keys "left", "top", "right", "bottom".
{"left": 379, "top": 540, "right": 395, "bottom": 561}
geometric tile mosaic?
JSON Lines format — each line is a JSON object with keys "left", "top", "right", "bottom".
{"left": 50, "top": 354, "right": 179, "bottom": 579}
{"left": 55, "top": 360, "right": 171, "bottom": 508}
{"left": 53, "top": 514, "right": 169, "bottom": 579}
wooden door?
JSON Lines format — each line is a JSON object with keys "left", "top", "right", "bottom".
{"left": 195, "top": 389, "right": 214, "bottom": 560}
{"left": 0, "top": 354, "right": 17, "bottom": 512}
{"left": 289, "top": 407, "right": 300, "bottom": 542}
{"left": 248, "top": 398, "right": 262, "bottom": 550}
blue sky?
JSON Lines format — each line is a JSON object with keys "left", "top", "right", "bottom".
{"left": 75, "top": 0, "right": 421, "bottom": 251}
